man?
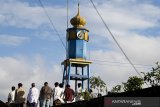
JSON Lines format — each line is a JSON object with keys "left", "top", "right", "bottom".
{"left": 75, "top": 83, "right": 84, "bottom": 101}
{"left": 27, "top": 83, "right": 39, "bottom": 107}
{"left": 64, "top": 84, "right": 74, "bottom": 103}
{"left": 39, "top": 82, "right": 52, "bottom": 107}
{"left": 53, "top": 83, "right": 64, "bottom": 104}
{"left": 53, "top": 83, "right": 65, "bottom": 106}
{"left": 50, "top": 82, "right": 59, "bottom": 107}
{"left": 15, "top": 83, "right": 26, "bottom": 107}
{"left": 77, "top": 83, "right": 82, "bottom": 93}
{"left": 52, "top": 82, "right": 59, "bottom": 99}
{"left": 8, "top": 86, "right": 16, "bottom": 107}
{"left": 89, "top": 89, "right": 96, "bottom": 98}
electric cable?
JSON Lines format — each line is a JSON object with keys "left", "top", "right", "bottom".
{"left": 89, "top": 0, "right": 149, "bottom": 87}
{"left": 38, "top": 0, "right": 66, "bottom": 50}
{"left": 92, "top": 59, "right": 153, "bottom": 67}
{"left": 67, "top": 0, "right": 69, "bottom": 28}
{"left": 92, "top": 62, "right": 152, "bottom": 69}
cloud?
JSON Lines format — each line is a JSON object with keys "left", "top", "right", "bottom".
{"left": 0, "top": 34, "right": 29, "bottom": 46}
{"left": 87, "top": 0, "right": 160, "bottom": 88}
{"left": 81, "top": 0, "right": 160, "bottom": 37}
{"left": 0, "top": 55, "right": 63, "bottom": 102}
{"left": 0, "top": 0, "right": 66, "bottom": 29}
{"left": 84, "top": 0, "right": 160, "bottom": 77}
{"left": 116, "top": 33, "right": 160, "bottom": 63}
{"left": 89, "top": 46, "right": 159, "bottom": 91}
{"left": 34, "top": 30, "right": 60, "bottom": 42}
{"left": 0, "top": 0, "right": 44, "bottom": 28}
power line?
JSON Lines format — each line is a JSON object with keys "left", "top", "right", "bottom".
{"left": 92, "top": 59, "right": 153, "bottom": 67}
{"left": 67, "top": 0, "right": 69, "bottom": 28}
{"left": 89, "top": 0, "right": 149, "bottom": 87}
{"left": 38, "top": 0, "right": 66, "bottom": 50}
{"left": 92, "top": 62, "right": 152, "bottom": 69}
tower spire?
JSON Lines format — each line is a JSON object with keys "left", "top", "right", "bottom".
{"left": 77, "top": 2, "right": 80, "bottom": 16}
{"left": 70, "top": 1, "right": 86, "bottom": 27}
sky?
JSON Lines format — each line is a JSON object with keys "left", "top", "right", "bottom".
{"left": 0, "top": 0, "right": 160, "bottom": 102}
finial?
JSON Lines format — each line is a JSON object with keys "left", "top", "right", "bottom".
{"left": 77, "top": 2, "right": 80, "bottom": 16}
{"left": 70, "top": 1, "right": 86, "bottom": 27}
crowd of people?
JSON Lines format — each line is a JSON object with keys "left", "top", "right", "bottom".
{"left": 7, "top": 82, "right": 95, "bottom": 107}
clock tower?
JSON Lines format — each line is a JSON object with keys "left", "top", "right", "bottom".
{"left": 62, "top": 3, "right": 92, "bottom": 91}
{"left": 66, "top": 4, "right": 89, "bottom": 59}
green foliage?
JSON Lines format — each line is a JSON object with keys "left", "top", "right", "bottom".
{"left": 141, "top": 62, "right": 160, "bottom": 86}
{"left": 76, "top": 90, "right": 91, "bottom": 100}
{"left": 111, "top": 85, "right": 122, "bottom": 93}
{"left": 89, "top": 76, "right": 106, "bottom": 94}
{"left": 123, "top": 76, "right": 144, "bottom": 91}
{"left": 111, "top": 62, "right": 160, "bottom": 92}
{"left": 82, "top": 90, "right": 91, "bottom": 100}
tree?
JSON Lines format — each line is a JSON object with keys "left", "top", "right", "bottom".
{"left": 89, "top": 76, "right": 106, "bottom": 95}
{"left": 123, "top": 76, "right": 144, "bottom": 91}
{"left": 111, "top": 85, "right": 122, "bottom": 93}
{"left": 141, "top": 62, "right": 160, "bottom": 87}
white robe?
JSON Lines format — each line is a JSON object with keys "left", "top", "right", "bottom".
{"left": 27, "top": 87, "right": 39, "bottom": 103}
{"left": 53, "top": 87, "right": 64, "bottom": 103}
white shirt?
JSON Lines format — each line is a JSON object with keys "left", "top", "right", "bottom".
{"left": 77, "top": 87, "right": 82, "bottom": 93}
{"left": 27, "top": 87, "right": 39, "bottom": 103}
{"left": 8, "top": 90, "right": 15, "bottom": 103}
{"left": 53, "top": 87, "right": 64, "bottom": 101}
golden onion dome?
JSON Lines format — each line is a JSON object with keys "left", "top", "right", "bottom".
{"left": 70, "top": 4, "right": 86, "bottom": 27}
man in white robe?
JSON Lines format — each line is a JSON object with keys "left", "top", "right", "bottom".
{"left": 53, "top": 83, "right": 64, "bottom": 104}
{"left": 27, "top": 83, "right": 39, "bottom": 107}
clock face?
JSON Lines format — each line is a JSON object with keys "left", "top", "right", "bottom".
{"left": 77, "top": 31, "right": 84, "bottom": 39}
